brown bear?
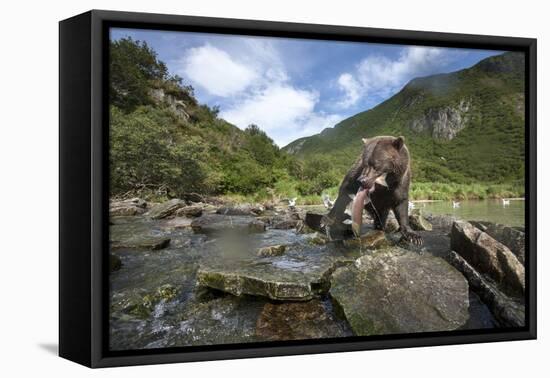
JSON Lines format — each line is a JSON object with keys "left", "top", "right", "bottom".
{"left": 322, "top": 135, "right": 422, "bottom": 245}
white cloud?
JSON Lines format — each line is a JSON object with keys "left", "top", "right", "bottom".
{"left": 180, "top": 44, "right": 258, "bottom": 97}
{"left": 220, "top": 84, "right": 342, "bottom": 147}
{"left": 178, "top": 40, "right": 342, "bottom": 146}
{"left": 337, "top": 46, "right": 452, "bottom": 108}
{"left": 337, "top": 73, "right": 362, "bottom": 108}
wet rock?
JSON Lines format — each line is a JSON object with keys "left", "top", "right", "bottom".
{"left": 112, "top": 285, "right": 179, "bottom": 320}
{"left": 384, "top": 216, "right": 400, "bottom": 233}
{"left": 111, "top": 236, "right": 171, "bottom": 251}
{"left": 110, "top": 254, "right": 122, "bottom": 272}
{"left": 161, "top": 217, "right": 192, "bottom": 230}
{"left": 451, "top": 220, "right": 524, "bottom": 296}
{"left": 166, "top": 296, "right": 265, "bottom": 347}
{"left": 471, "top": 221, "right": 525, "bottom": 265}
{"left": 449, "top": 251, "right": 525, "bottom": 327}
{"left": 256, "top": 300, "right": 350, "bottom": 341}
{"left": 147, "top": 199, "right": 187, "bottom": 219}
{"left": 197, "top": 245, "right": 353, "bottom": 301}
{"left": 307, "top": 233, "right": 330, "bottom": 246}
{"left": 342, "top": 230, "right": 389, "bottom": 249}
{"left": 330, "top": 247, "right": 469, "bottom": 335}
{"left": 272, "top": 219, "right": 300, "bottom": 230}
{"left": 426, "top": 214, "right": 459, "bottom": 233}
{"left": 175, "top": 205, "right": 203, "bottom": 218}
{"left": 409, "top": 210, "right": 433, "bottom": 231}
{"left": 191, "top": 214, "right": 266, "bottom": 235}
{"left": 216, "top": 203, "right": 265, "bottom": 216}
{"left": 257, "top": 245, "right": 287, "bottom": 257}
{"left": 109, "top": 198, "right": 147, "bottom": 216}
{"left": 157, "top": 284, "right": 178, "bottom": 301}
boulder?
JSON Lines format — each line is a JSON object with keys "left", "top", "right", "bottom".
{"left": 257, "top": 245, "right": 287, "bottom": 257}
{"left": 329, "top": 247, "right": 469, "bottom": 335}
{"left": 256, "top": 300, "right": 350, "bottom": 341}
{"left": 147, "top": 199, "right": 187, "bottom": 219}
{"left": 175, "top": 205, "right": 203, "bottom": 218}
{"left": 471, "top": 221, "right": 525, "bottom": 265}
{"left": 111, "top": 235, "right": 171, "bottom": 251}
{"left": 109, "top": 198, "right": 147, "bottom": 216}
{"left": 451, "top": 220, "right": 524, "bottom": 296}
{"left": 191, "top": 214, "right": 266, "bottom": 235}
{"left": 448, "top": 251, "right": 524, "bottom": 327}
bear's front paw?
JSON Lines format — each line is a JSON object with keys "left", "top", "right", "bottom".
{"left": 401, "top": 230, "right": 423, "bottom": 246}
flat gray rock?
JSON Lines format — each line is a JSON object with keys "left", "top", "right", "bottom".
{"left": 197, "top": 244, "right": 360, "bottom": 301}
{"left": 330, "top": 247, "right": 470, "bottom": 336}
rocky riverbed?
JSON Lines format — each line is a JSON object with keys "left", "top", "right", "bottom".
{"left": 108, "top": 197, "right": 525, "bottom": 350}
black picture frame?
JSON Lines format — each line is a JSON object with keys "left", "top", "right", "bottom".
{"left": 59, "top": 9, "right": 537, "bottom": 368}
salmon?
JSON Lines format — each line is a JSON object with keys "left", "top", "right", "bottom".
{"left": 351, "top": 187, "right": 369, "bottom": 237}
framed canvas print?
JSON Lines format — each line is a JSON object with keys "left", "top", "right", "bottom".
{"left": 59, "top": 10, "right": 537, "bottom": 368}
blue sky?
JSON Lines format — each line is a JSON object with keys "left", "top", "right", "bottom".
{"left": 111, "top": 28, "right": 504, "bottom": 147}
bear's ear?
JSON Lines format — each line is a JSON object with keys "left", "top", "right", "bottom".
{"left": 393, "top": 136, "right": 405, "bottom": 150}
{"left": 362, "top": 138, "right": 369, "bottom": 145}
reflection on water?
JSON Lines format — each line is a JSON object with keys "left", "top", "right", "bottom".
{"left": 417, "top": 199, "right": 525, "bottom": 227}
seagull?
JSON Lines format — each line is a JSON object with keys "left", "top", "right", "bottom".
{"left": 452, "top": 201, "right": 461, "bottom": 208}
{"left": 322, "top": 194, "right": 335, "bottom": 209}
{"left": 408, "top": 201, "right": 415, "bottom": 211}
{"left": 502, "top": 198, "right": 510, "bottom": 206}
{"left": 288, "top": 197, "right": 297, "bottom": 210}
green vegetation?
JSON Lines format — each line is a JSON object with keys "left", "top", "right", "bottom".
{"left": 110, "top": 38, "right": 524, "bottom": 203}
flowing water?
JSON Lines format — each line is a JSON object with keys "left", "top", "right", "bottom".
{"left": 416, "top": 199, "right": 525, "bottom": 228}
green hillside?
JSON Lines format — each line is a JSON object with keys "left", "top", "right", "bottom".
{"left": 284, "top": 52, "right": 525, "bottom": 198}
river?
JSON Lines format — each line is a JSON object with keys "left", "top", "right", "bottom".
{"left": 416, "top": 199, "right": 525, "bottom": 228}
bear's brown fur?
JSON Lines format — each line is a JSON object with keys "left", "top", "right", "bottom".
{"left": 323, "top": 135, "right": 422, "bottom": 245}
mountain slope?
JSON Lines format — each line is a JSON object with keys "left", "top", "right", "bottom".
{"left": 284, "top": 52, "right": 525, "bottom": 185}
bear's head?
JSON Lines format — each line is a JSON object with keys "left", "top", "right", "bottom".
{"left": 358, "top": 136, "right": 409, "bottom": 191}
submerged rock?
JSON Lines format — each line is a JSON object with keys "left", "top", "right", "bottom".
{"left": 109, "top": 198, "right": 147, "bottom": 216}
{"left": 191, "top": 214, "right": 266, "bottom": 235}
{"left": 257, "top": 245, "right": 287, "bottom": 257}
{"left": 111, "top": 236, "right": 171, "bottom": 251}
{"left": 112, "top": 284, "right": 179, "bottom": 320}
{"left": 448, "top": 251, "right": 525, "bottom": 327}
{"left": 109, "top": 254, "right": 122, "bottom": 272}
{"left": 256, "top": 300, "right": 350, "bottom": 341}
{"left": 161, "top": 217, "right": 193, "bottom": 230}
{"left": 147, "top": 199, "right": 187, "bottom": 219}
{"left": 329, "top": 247, "right": 469, "bottom": 335}
{"left": 471, "top": 221, "right": 525, "bottom": 265}
{"left": 451, "top": 220, "right": 524, "bottom": 296}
